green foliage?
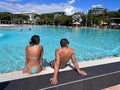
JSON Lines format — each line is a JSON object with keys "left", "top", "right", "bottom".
{"left": 0, "top": 12, "right": 13, "bottom": 20}
{"left": 118, "top": 9, "right": 120, "bottom": 12}
{"left": 34, "top": 13, "right": 72, "bottom": 25}
{"left": 0, "top": 9, "right": 120, "bottom": 26}
{"left": 13, "top": 14, "right": 29, "bottom": 20}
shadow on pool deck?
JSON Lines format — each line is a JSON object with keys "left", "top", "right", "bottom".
{"left": 0, "top": 62, "right": 120, "bottom": 90}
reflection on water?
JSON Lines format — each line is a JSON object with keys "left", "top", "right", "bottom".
{"left": 0, "top": 33, "right": 4, "bottom": 37}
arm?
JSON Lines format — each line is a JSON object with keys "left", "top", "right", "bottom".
{"left": 39, "top": 46, "right": 45, "bottom": 70}
{"left": 50, "top": 49, "right": 60, "bottom": 84}
{"left": 23, "top": 46, "right": 29, "bottom": 73}
{"left": 71, "top": 49, "right": 87, "bottom": 76}
{"left": 39, "top": 46, "right": 44, "bottom": 64}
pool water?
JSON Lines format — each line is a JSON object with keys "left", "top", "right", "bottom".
{"left": 0, "top": 25, "right": 120, "bottom": 73}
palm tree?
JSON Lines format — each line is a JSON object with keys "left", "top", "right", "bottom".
{"left": 54, "top": 14, "right": 61, "bottom": 26}
{"left": 72, "top": 14, "right": 82, "bottom": 23}
{"left": 35, "top": 17, "right": 40, "bottom": 25}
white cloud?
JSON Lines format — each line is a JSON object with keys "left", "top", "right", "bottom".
{"left": 0, "top": 1, "right": 80, "bottom": 15}
{"left": 68, "top": 0, "right": 76, "bottom": 4}
{"left": 64, "top": 6, "right": 79, "bottom": 15}
{"left": 92, "top": 4, "right": 103, "bottom": 8}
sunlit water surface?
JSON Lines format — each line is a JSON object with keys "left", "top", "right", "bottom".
{"left": 0, "top": 25, "right": 120, "bottom": 73}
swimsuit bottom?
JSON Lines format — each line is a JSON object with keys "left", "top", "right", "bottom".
{"left": 31, "top": 67, "right": 37, "bottom": 74}
{"left": 50, "top": 60, "right": 68, "bottom": 69}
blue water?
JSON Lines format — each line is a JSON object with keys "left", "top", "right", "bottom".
{"left": 0, "top": 25, "right": 120, "bottom": 73}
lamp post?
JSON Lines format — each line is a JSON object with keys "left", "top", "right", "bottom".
{"left": 0, "top": 16, "right": 1, "bottom": 24}
{"left": 85, "top": 10, "right": 88, "bottom": 27}
{"left": 86, "top": 15, "right": 87, "bottom": 27}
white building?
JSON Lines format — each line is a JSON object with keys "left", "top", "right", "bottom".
{"left": 16, "top": 12, "right": 36, "bottom": 21}
{"left": 89, "top": 5, "right": 106, "bottom": 15}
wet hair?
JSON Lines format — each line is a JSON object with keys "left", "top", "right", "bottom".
{"left": 60, "top": 38, "right": 69, "bottom": 47}
{"left": 29, "top": 35, "right": 40, "bottom": 45}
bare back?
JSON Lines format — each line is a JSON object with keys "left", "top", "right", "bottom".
{"left": 56, "top": 47, "right": 73, "bottom": 66}
{"left": 26, "top": 45, "right": 43, "bottom": 63}
{"left": 25, "top": 45, "right": 43, "bottom": 74}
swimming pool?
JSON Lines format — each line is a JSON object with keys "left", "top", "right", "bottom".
{"left": 0, "top": 25, "right": 120, "bottom": 73}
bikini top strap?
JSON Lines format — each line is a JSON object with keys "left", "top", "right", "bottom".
{"left": 32, "top": 45, "right": 37, "bottom": 62}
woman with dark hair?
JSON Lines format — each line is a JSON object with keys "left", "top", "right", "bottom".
{"left": 23, "top": 35, "right": 45, "bottom": 74}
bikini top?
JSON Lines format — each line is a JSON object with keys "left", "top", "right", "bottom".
{"left": 28, "top": 45, "right": 40, "bottom": 63}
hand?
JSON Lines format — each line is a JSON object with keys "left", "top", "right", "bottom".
{"left": 78, "top": 70, "right": 87, "bottom": 76}
{"left": 42, "top": 66, "right": 46, "bottom": 70}
{"left": 50, "top": 77, "right": 58, "bottom": 85}
{"left": 23, "top": 68, "right": 27, "bottom": 73}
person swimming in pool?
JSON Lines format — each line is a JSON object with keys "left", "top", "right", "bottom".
{"left": 50, "top": 38, "right": 87, "bottom": 84}
{"left": 23, "top": 35, "right": 45, "bottom": 74}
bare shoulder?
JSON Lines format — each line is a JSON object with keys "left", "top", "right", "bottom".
{"left": 55, "top": 48, "right": 60, "bottom": 52}
{"left": 55, "top": 48, "right": 63, "bottom": 54}
{"left": 37, "top": 45, "right": 43, "bottom": 51}
{"left": 69, "top": 48, "right": 74, "bottom": 52}
{"left": 38, "top": 45, "right": 43, "bottom": 48}
{"left": 26, "top": 45, "right": 30, "bottom": 49}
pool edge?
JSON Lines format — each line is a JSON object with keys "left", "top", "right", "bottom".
{"left": 0, "top": 56, "right": 120, "bottom": 82}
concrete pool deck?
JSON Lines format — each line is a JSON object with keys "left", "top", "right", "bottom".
{"left": 0, "top": 56, "right": 120, "bottom": 90}
{"left": 1, "top": 56, "right": 120, "bottom": 82}
{"left": 103, "top": 84, "right": 120, "bottom": 90}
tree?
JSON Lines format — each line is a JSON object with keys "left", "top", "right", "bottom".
{"left": 0, "top": 12, "right": 13, "bottom": 24}
{"left": 118, "top": 9, "right": 120, "bottom": 12}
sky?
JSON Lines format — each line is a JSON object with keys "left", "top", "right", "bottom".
{"left": 0, "top": 0, "right": 120, "bottom": 15}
